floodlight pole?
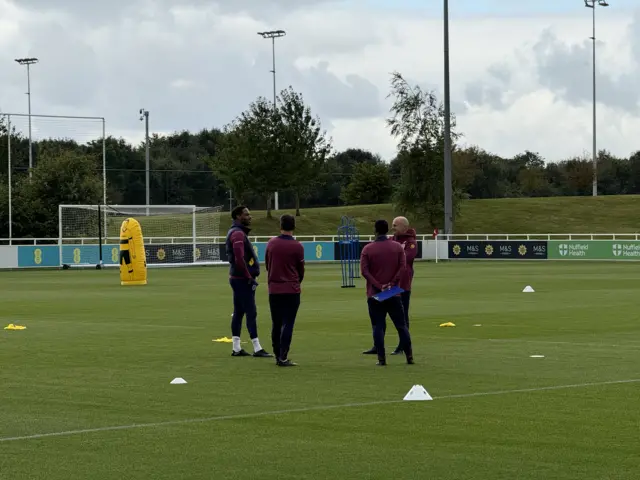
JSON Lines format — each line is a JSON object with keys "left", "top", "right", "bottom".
{"left": 443, "top": 0, "right": 453, "bottom": 235}
{"left": 258, "top": 29, "right": 286, "bottom": 212}
{"left": 584, "top": 0, "right": 609, "bottom": 196}
{"left": 14, "top": 57, "right": 38, "bottom": 178}
{"left": 140, "top": 108, "right": 150, "bottom": 214}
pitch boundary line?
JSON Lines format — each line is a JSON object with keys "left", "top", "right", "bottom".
{"left": 1, "top": 378, "right": 638, "bottom": 444}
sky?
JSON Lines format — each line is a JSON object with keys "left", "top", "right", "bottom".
{"left": 1, "top": 0, "right": 639, "bottom": 163}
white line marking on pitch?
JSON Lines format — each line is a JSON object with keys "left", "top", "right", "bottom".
{"left": 1, "top": 378, "right": 638, "bottom": 444}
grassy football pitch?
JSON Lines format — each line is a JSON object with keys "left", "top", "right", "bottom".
{"left": 1, "top": 261, "right": 639, "bottom": 479}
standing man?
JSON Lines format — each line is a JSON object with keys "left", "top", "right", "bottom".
{"left": 361, "top": 216, "right": 418, "bottom": 356}
{"left": 360, "top": 219, "right": 413, "bottom": 366}
{"left": 390, "top": 216, "right": 417, "bottom": 355}
{"left": 265, "top": 214, "right": 305, "bottom": 367}
{"left": 225, "top": 205, "right": 272, "bottom": 358}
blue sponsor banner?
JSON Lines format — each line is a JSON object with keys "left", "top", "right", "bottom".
{"left": 18, "top": 246, "right": 59, "bottom": 267}
{"left": 17, "top": 241, "right": 337, "bottom": 268}
{"left": 103, "top": 245, "right": 120, "bottom": 265}
{"left": 301, "top": 241, "right": 334, "bottom": 261}
{"left": 253, "top": 242, "right": 267, "bottom": 262}
{"left": 60, "top": 245, "right": 123, "bottom": 266}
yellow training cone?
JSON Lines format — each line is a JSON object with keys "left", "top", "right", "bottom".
{"left": 4, "top": 324, "right": 26, "bottom": 330}
{"left": 439, "top": 322, "right": 456, "bottom": 327}
{"left": 213, "top": 337, "right": 233, "bottom": 343}
{"left": 212, "top": 337, "right": 246, "bottom": 344}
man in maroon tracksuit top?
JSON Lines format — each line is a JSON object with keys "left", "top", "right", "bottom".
{"left": 390, "top": 216, "right": 418, "bottom": 354}
{"left": 362, "top": 216, "right": 418, "bottom": 356}
{"left": 225, "top": 205, "right": 272, "bottom": 358}
{"left": 265, "top": 214, "right": 305, "bottom": 367}
{"left": 360, "top": 219, "right": 414, "bottom": 366}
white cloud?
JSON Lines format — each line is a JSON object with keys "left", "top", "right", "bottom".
{"left": 1, "top": 0, "right": 639, "bottom": 164}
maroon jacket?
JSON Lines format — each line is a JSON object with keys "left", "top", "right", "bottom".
{"left": 360, "top": 236, "right": 406, "bottom": 298}
{"left": 392, "top": 228, "right": 418, "bottom": 292}
{"left": 265, "top": 235, "right": 305, "bottom": 294}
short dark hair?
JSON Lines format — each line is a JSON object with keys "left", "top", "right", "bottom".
{"left": 280, "top": 214, "right": 295, "bottom": 232}
{"left": 231, "top": 205, "right": 247, "bottom": 220}
{"left": 374, "top": 219, "right": 389, "bottom": 236}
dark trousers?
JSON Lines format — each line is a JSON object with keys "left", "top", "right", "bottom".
{"left": 269, "top": 293, "right": 301, "bottom": 361}
{"left": 367, "top": 296, "right": 412, "bottom": 358}
{"left": 374, "top": 290, "right": 411, "bottom": 345}
{"left": 230, "top": 278, "right": 258, "bottom": 339}
{"left": 401, "top": 290, "right": 411, "bottom": 329}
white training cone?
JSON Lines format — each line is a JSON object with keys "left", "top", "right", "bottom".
{"left": 170, "top": 377, "right": 187, "bottom": 384}
{"left": 522, "top": 285, "right": 535, "bottom": 293}
{"left": 403, "top": 384, "right": 432, "bottom": 401}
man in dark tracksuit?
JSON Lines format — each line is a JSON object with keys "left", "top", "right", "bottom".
{"left": 265, "top": 214, "right": 305, "bottom": 367}
{"left": 360, "top": 219, "right": 413, "bottom": 366}
{"left": 362, "top": 216, "right": 418, "bottom": 356}
{"left": 225, "top": 205, "right": 272, "bottom": 358}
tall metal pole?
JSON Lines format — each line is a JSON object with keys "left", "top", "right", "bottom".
{"left": 258, "top": 30, "right": 286, "bottom": 212}
{"left": 585, "top": 0, "right": 609, "bottom": 196}
{"left": 591, "top": 3, "right": 597, "bottom": 196}
{"left": 145, "top": 113, "right": 150, "bottom": 207}
{"left": 140, "top": 108, "right": 150, "bottom": 213}
{"left": 7, "top": 115, "right": 12, "bottom": 244}
{"left": 443, "top": 0, "right": 453, "bottom": 235}
{"left": 15, "top": 57, "right": 38, "bottom": 178}
{"left": 272, "top": 37, "right": 277, "bottom": 108}
{"left": 27, "top": 63, "right": 32, "bottom": 177}
{"left": 102, "top": 118, "right": 107, "bottom": 207}
{"left": 271, "top": 37, "right": 278, "bottom": 212}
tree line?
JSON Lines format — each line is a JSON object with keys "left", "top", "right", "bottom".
{"left": 1, "top": 73, "right": 640, "bottom": 240}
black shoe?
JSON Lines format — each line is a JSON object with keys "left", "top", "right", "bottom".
{"left": 376, "top": 359, "right": 387, "bottom": 366}
{"left": 231, "top": 349, "right": 251, "bottom": 357}
{"left": 391, "top": 347, "right": 403, "bottom": 355}
{"left": 406, "top": 357, "right": 415, "bottom": 365}
{"left": 277, "top": 359, "right": 297, "bottom": 367}
{"left": 362, "top": 347, "right": 377, "bottom": 355}
{"left": 253, "top": 349, "right": 274, "bottom": 358}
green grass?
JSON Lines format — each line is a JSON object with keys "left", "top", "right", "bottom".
{"left": 62, "top": 195, "right": 640, "bottom": 241}
{"left": 244, "top": 195, "right": 640, "bottom": 236}
{"left": 1, "top": 262, "right": 640, "bottom": 478}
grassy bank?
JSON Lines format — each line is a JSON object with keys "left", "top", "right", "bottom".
{"left": 243, "top": 195, "right": 640, "bottom": 236}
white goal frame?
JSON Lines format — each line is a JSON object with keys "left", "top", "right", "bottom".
{"left": 58, "top": 204, "right": 224, "bottom": 269}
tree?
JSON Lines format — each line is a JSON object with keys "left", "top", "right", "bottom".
{"left": 392, "top": 146, "right": 463, "bottom": 229}
{"left": 13, "top": 150, "right": 103, "bottom": 238}
{"left": 386, "top": 72, "right": 463, "bottom": 228}
{"left": 340, "top": 162, "right": 392, "bottom": 205}
{"left": 277, "top": 87, "right": 332, "bottom": 216}
{"left": 213, "top": 97, "right": 287, "bottom": 218}
{"left": 207, "top": 128, "right": 253, "bottom": 206}
{"left": 0, "top": 176, "right": 7, "bottom": 238}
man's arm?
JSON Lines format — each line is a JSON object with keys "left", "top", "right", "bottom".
{"left": 265, "top": 243, "right": 271, "bottom": 272}
{"left": 297, "top": 244, "right": 305, "bottom": 283}
{"left": 391, "top": 247, "right": 407, "bottom": 287}
{"left": 360, "top": 248, "right": 384, "bottom": 291}
{"left": 404, "top": 238, "right": 418, "bottom": 264}
{"left": 230, "top": 230, "right": 251, "bottom": 278}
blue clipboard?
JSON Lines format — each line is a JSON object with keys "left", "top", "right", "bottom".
{"left": 372, "top": 286, "right": 404, "bottom": 302}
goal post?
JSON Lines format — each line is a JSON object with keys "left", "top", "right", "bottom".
{"left": 58, "top": 204, "right": 224, "bottom": 269}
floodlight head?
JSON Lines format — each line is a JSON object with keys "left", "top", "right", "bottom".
{"left": 584, "top": 0, "right": 609, "bottom": 6}
{"left": 14, "top": 57, "right": 38, "bottom": 65}
{"left": 257, "top": 30, "right": 286, "bottom": 39}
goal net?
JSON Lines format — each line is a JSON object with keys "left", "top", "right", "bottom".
{"left": 58, "top": 205, "right": 224, "bottom": 268}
